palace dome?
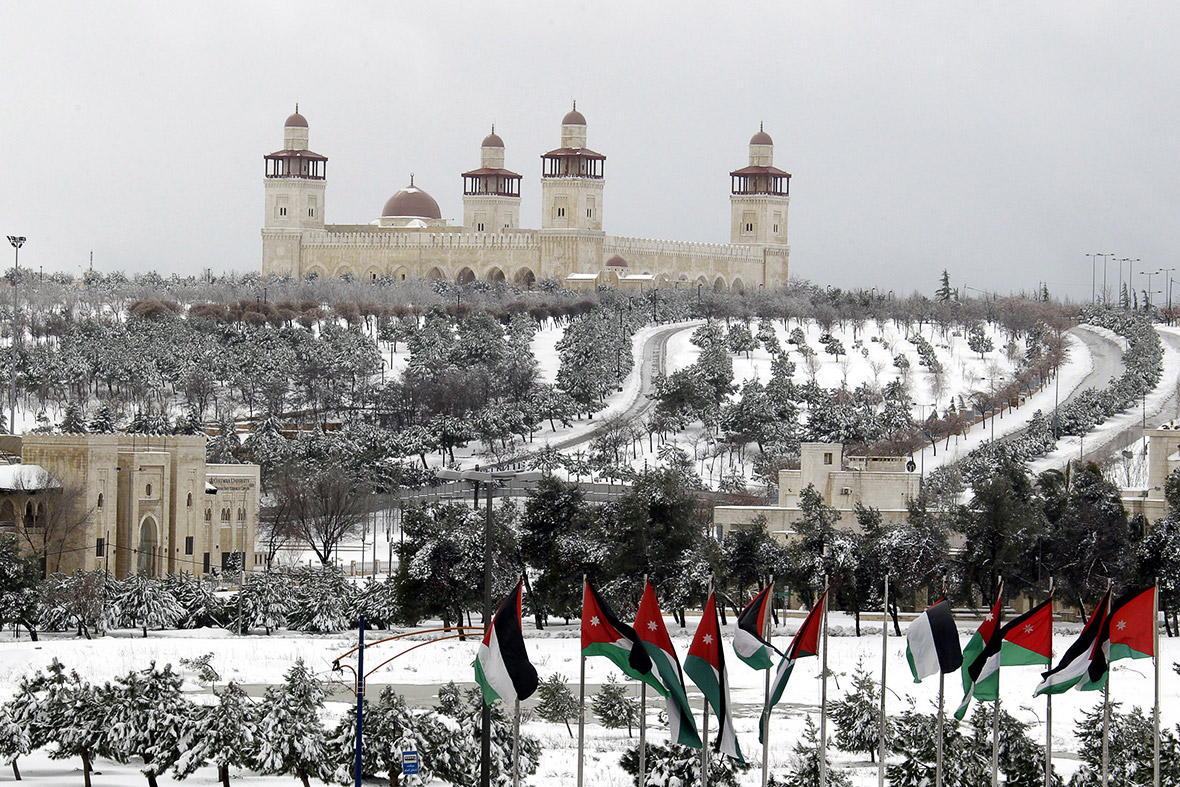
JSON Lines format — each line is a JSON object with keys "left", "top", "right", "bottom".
{"left": 285, "top": 109, "right": 308, "bottom": 128}
{"left": 605, "top": 255, "right": 628, "bottom": 268}
{"left": 562, "top": 108, "right": 587, "bottom": 126}
{"left": 382, "top": 183, "right": 442, "bottom": 219}
{"left": 482, "top": 131, "right": 505, "bottom": 148}
{"left": 750, "top": 128, "right": 773, "bottom": 145}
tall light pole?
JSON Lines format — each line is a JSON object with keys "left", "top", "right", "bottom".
{"left": 435, "top": 467, "right": 542, "bottom": 787}
{"left": 1086, "top": 253, "right": 1099, "bottom": 303}
{"left": 6, "top": 236, "right": 23, "bottom": 435}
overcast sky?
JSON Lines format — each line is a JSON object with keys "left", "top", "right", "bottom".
{"left": 3, "top": 1, "right": 1178, "bottom": 301}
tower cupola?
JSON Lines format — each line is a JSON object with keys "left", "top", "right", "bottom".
{"left": 541, "top": 103, "right": 605, "bottom": 230}
{"left": 729, "top": 124, "right": 790, "bottom": 247}
{"left": 263, "top": 105, "right": 327, "bottom": 232}
{"left": 463, "top": 126, "right": 522, "bottom": 232}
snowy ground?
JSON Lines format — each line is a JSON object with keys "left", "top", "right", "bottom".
{"left": 2, "top": 612, "right": 1170, "bottom": 785}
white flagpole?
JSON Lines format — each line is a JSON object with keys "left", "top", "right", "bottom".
{"left": 700, "top": 582, "right": 713, "bottom": 787}
{"left": 640, "top": 574, "right": 649, "bottom": 787}
{"left": 936, "top": 671, "right": 945, "bottom": 787}
{"left": 819, "top": 582, "right": 829, "bottom": 787}
{"left": 878, "top": 574, "right": 888, "bottom": 787}
{"left": 992, "top": 579, "right": 1003, "bottom": 787}
{"left": 1102, "top": 584, "right": 1111, "bottom": 787}
{"left": 513, "top": 698, "right": 521, "bottom": 787}
{"left": 577, "top": 575, "right": 587, "bottom": 787}
{"left": 1154, "top": 580, "right": 1160, "bottom": 787}
{"left": 1046, "top": 577, "right": 1055, "bottom": 787}
{"left": 761, "top": 577, "right": 773, "bottom": 787}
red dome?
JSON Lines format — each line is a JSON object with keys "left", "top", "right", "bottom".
{"left": 382, "top": 185, "right": 442, "bottom": 219}
{"left": 605, "top": 255, "right": 628, "bottom": 268}
{"left": 482, "top": 132, "right": 504, "bottom": 148}
{"left": 562, "top": 108, "right": 587, "bottom": 126}
{"left": 285, "top": 109, "right": 308, "bottom": 128}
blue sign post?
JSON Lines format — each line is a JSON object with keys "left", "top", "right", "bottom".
{"left": 402, "top": 750, "right": 419, "bottom": 777}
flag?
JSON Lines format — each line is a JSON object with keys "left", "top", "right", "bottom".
{"left": 1001, "top": 596, "right": 1053, "bottom": 666}
{"left": 474, "top": 580, "right": 539, "bottom": 705}
{"left": 581, "top": 580, "right": 664, "bottom": 696}
{"left": 760, "top": 589, "right": 826, "bottom": 743}
{"left": 1085, "top": 586, "right": 1156, "bottom": 690}
{"left": 634, "top": 580, "right": 702, "bottom": 749}
{"left": 733, "top": 584, "right": 778, "bottom": 670}
{"left": 954, "top": 590, "right": 1003, "bottom": 720}
{"left": 906, "top": 598, "right": 963, "bottom": 682}
{"left": 684, "top": 593, "right": 744, "bottom": 764}
{"left": 1034, "top": 588, "right": 1110, "bottom": 696}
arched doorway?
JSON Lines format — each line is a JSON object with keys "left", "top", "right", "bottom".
{"left": 137, "top": 517, "right": 158, "bottom": 577}
{"left": 426, "top": 266, "right": 445, "bottom": 281}
{"left": 486, "top": 267, "right": 506, "bottom": 285}
{"left": 456, "top": 267, "right": 476, "bottom": 286}
{"left": 731, "top": 277, "right": 745, "bottom": 294}
{"left": 513, "top": 267, "right": 537, "bottom": 290}
{"left": 713, "top": 276, "right": 727, "bottom": 292}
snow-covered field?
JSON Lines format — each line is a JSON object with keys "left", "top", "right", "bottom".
{"left": 2, "top": 613, "right": 1169, "bottom": 785}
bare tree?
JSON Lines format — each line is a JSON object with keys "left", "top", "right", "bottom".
{"left": 271, "top": 464, "right": 372, "bottom": 565}
{"left": 8, "top": 469, "right": 93, "bottom": 577}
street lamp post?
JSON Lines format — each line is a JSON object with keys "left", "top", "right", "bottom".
{"left": 1086, "top": 254, "right": 1098, "bottom": 303}
{"left": 435, "top": 467, "right": 542, "bottom": 787}
{"left": 6, "top": 236, "right": 24, "bottom": 435}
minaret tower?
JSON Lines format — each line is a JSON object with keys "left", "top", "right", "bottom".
{"left": 729, "top": 124, "right": 789, "bottom": 245}
{"left": 541, "top": 103, "right": 605, "bottom": 230}
{"left": 263, "top": 106, "right": 327, "bottom": 231}
{"left": 462, "top": 126, "right": 522, "bottom": 232}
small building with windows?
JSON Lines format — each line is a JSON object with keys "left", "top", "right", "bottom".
{"left": 713, "top": 442, "right": 921, "bottom": 542}
{"left": 14, "top": 434, "right": 260, "bottom": 578}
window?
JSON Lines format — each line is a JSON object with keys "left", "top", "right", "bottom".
{"left": 186, "top": 492, "right": 193, "bottom": 508}
{"left": 96, "top": 537, "right": 105, "bottom": 558}
{"left": 97, "top": 493, "right": 104, "bottom": 510}
{"left": 184, "top": 536, "right": 194, "bottom": 556}
{"left": 145, "top": 483, "right": 152, "bottom": 498}
{"left": 202, "top": 552, "right": 211, "bottom": 573}
{"left": 557, "top": 207, "right": 566, "bottom": 217}
{"left": 745, "top": 223, "right": 754, "bottom": 232}
{"left": 477, "top": 222, "right": 485, "bottom": 231}
{"left": 587, "top": 208, "right": 592, "bottom": 218}
{"left": 823, "top": 452, "right": 833, "bottom": 465}
{"left": 205, "top": 508, "right": 212, "bottom": 522}
{"left": 221, "top": 508, "right": 230, "bottom": 522}
{"left": 308, "top": 208, "right": 315, "bottom": 217}
{"left": 237, "top": 507, "right": 246, "bottom": 521}
{"left": 279, "top": 206, "right": 287, "bottom": 217}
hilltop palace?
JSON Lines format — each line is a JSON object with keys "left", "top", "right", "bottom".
{"left": 261, "top": 106, "right": 790, "bottom": 291}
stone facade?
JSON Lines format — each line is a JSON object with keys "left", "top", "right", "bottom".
{"left": 16, "top": 434, "right": 260, "bottom": 578}
{"left": 713, "top": 442, "right": 921, "bottom": 541}
{"left": 261, "top": 107, "right": 790, "bottom": 291}
{"left": 1121, "top": 423, "right": 1180, "bottom": 525}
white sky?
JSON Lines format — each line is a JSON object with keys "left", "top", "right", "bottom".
{"left": 3, "top": 1, "right": 1179, "bottom": 301}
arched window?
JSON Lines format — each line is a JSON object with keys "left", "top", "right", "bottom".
{"left": 237, "top": 507, "right": 246, "bottom": 521}
{"left": 97, "top": 493, "right": 104, "bottom": 510}
{"left": 145, "top": 483, "right": 152, "bottom": 498}
{"left": 221, "top": 508, "right": 230, "bottom": 521}
{"left": 0, "top": 501, "right": 14, "bottom": 529}
{"left": 24, "top": 502, "right": 35, "bottom": 530}
{"left": 205, "top": 508, "right": 212, "bottom": 522}
{"left": 186, "top": 492, "right": 193, "bottom": 508}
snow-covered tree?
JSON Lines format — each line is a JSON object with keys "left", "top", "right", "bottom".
{"left": 0, "top": 701, "right": 31, "bottom": 780}
{"left": 621, "top": 742, "right": 747, "bottom": 787}
{"left": 14, "top": 659, "right": 107, "bottom": 787}
{"left": 535, "top": 673, "right": 578, "bottom": 737}
{"left": 433, "top": 682, "right": 540, "bottom": 787}
{"left": 59, "top": 402, "right": 87, "bottom": 434}
{"left": 113, "top": 574, "right": 183, "bottom": 636}
{"left": 103, "top": 662, "right": 193, "bottom": 787}
{"left": 326, "top": 687, "right": 447, "bottom": 786}
{"left": 830, "top": 662, "right": 888, "bottom": 762}
{"left": 174, "top": 682, "right": 259, "bottom": 787}
{"left": 164, "top": 572, "right": 225, "bottom": 629}
{"left": 288, "top": 566, "right": 351, "bottom": 633}
{"left": 967, "top": 323, "right": 994, "bottom": 358}
{"left": 726, "top": 321, "right": 758, "bottom": 358}
{"left": 254, "top": 659, "right": 328, "bottom": 787}
{"left": 592, "top": 674, "right": 639, "bottom": 737}
{"left": 87, "top": 403, "right": 117, "bottom": 434}
{"left": 239, "top": 570, "right": 291, "bottom": 634}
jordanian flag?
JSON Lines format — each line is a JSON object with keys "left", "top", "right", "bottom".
{"left": 581, "top": 580, "right": 664, "bottom": 696}
{"left": 954, "top": 588, "right": 1003, "bottom": 720}
{"left": 760, "top": 588, "right": 826, "bottom": 743}
{"left": 474, "top": 579, "right": 539, "bottom": 705}
{"left": 1000, "top": 595, "right": 1053, "bottom": 666}
{"left": 684, "top": 592, "right": 744, "bottom": 764}
{"left": 1035, "top": 588, "right": 1110, "bottom": 696}
{"left": 906, "top": 598, "right": 963, "bottom": 682}
{"left": 733, "top": 585, "right": 778, "bottom": 670}
{"left": 634, "top": 580, "right": 702, "bottom": 749}
{"left": 1085, "top": 586, "right": 1156, "bottom": 690}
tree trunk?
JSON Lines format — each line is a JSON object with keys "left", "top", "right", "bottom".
{"left": 854, "top": 607, "right": 861, "bottom": 637}
{"left": 142, "top": 624, "right": 148, "bottom": 638}
{"left": 11, "top": 757, "right": 20, "bottom": 780}
{"left": 565, "top": 719, "right": 573, "bottom": 738}
{"left": 21, "top": 621, "right": 37, "bottom": 641}
{"left": 889, "top": 600, "right": 901, "bottom": 637}
{"left": 390, "top": 768, "right": 400, "bottom": 787}
{"left": 146, "top": 770, "right": 159, "bottom": 787}
{"left": 81, "top": 748, "right": 92, "bottom": 787}
{"left": 298, "top": 767, "right": 311, "bottom": 787}
{"left": 219, "top": 763, "right": 230, "bottom": 787}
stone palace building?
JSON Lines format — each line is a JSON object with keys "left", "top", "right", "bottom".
{"left": 261, "top": 106, "right": 791, "bottom": 290}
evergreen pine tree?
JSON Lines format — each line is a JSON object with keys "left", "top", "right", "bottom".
{"left": 433, "top": 682, "right": 540, "bottom": 787}
{"left": 1069, "top": 702, "right": 1180, "bottom": 786}
{"left": 777, "top": 716, "right": 851, "bottom": 787}
{"left": 174, "top": 682, "right": 259, "bottom": 787}
{"left": 0, "top": 701, "right": 31, "bottom": 780}
{"left": 592, "top": 674, "right": 639, "bottom": 737}
{"left": 87, "top": 403, "right": 117, "bottom": 434}
{"left": 16, "top": 660, "right": 107, "bottom": 787}
{"left": 59, "top": 402, "right": 87, "bottom": 434}
{"left": 289, "top": 566, "right": 351, "bottom": 633}
{"left": 240, "top": 570, "right": 291, "bottom": 634}
{"left": 830, "top": 661, "right": 888, "bottom": 762}
{"left": 114, "top": 574, "right": 183, "bottom": 636}
{"left": 535, "top": 672, "right": 579, "bottom": 737}
{"left": 102, "top": 662, "right": 192, "bottom": 787}
{"left": 936, "top": 270, "right": 954, "bottom": 302}
{"left": 326, "top": 687, "right": 447, "bottom": 787}
{"left": 254, "top": 659, "right": 328, "bottom": 787}
{"left": 622, "top": 742, "right": 747, "bottom": 787}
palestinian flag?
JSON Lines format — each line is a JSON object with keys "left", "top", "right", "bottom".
{"left": 954, "top": 589, "right": 1003, "bottom": 720}
{"left": 733, "top": 585, "right": 778, "bottom": 670}
{"left": 634, "top": 580, "right": 702, "bottom": 749}
{"left": 1000, "top": 596, "right": 1053, "bottom": 666}
{"left": 1034, "top": 588, "right": 1110, "bottom": 696}
{"left": 1085, "top": 586, "right": 1156, "bottom": 690}
{"left": 760, "top": 589, "right": 826, "bottom": 743}
{"left": 906, "top": 598, "right": 963, "bottom": 682}
{"left": 581, "top": 580, "right": 664, "bottom": 696}
{"left": 684, "top": 593, "right": 744, "bottom": 764}
{"left": 474, "top": 580, "right": 539, "bottom": 705}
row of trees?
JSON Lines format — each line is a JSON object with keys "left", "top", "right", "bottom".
{"left": 0, "top": 657, "right": 535, "bottom": 787}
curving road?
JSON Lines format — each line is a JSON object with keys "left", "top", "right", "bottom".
{"left": 542, "top": 320, "right": 702, "bottom": 453}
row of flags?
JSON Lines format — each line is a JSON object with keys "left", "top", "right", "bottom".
{"left": 474, "top": 577, "right": 828, "bottom": 767}
{"left": 903, "top": 585, "right": 1157, "bottom": 719}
